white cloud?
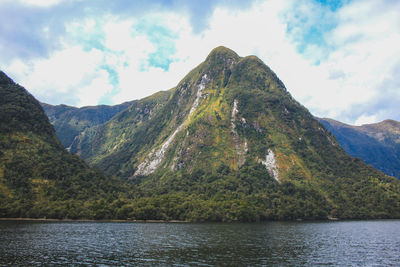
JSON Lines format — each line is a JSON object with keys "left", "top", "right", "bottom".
{"left": 315, "top": 0, "right": 400, "bottom": 124}
{"left": 355, "top": 114, "right": 378, "bottom": 126}
{"left": 7, "top": 46, "right": 107, "bottom": 106}
{"left": 103, "top": 20, "right": 153, "bottom": 53}
{"left": 102, "top": 16, "right": 180, "bottom": 103}
{"left": 78, "top": 70, "right": 113, "bottom": 106}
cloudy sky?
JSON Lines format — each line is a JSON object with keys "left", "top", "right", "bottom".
{"left": 1, "top": 0, "right": 399, "bottom": 125}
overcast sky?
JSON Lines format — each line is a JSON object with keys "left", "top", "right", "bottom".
{"left": 1, "top": 0, "right": 399, "bottom": 125}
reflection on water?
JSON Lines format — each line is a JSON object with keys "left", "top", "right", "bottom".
{"left": 0, "top": 220, "right": 399, "bottom": 266}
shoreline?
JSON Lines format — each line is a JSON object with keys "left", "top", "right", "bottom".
{"left": 0, "top": 218, "right": 189, "bottom": 223}
{"left": 1, "top": 217, "right": 399, "bottom": 223}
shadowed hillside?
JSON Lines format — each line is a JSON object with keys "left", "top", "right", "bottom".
{"left": 319, "top": 118, "right": 400, "bottom": 179}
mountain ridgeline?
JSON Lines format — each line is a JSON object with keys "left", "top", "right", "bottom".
{"left": 66, "top": 46, "right": 400, "bottom": 221}
{"left": 318, "top": 118, "right": 400, "bottom": 179}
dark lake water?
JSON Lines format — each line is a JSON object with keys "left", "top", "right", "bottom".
{"left": 0, "top": 220, "right": 399, "bottom": 266}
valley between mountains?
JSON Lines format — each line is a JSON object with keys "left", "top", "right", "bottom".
{"left": 1, "top": 46, "right": 400, "bottom": 221}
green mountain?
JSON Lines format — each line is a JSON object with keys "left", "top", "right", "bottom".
{"left": 41, "top": 100, "right": 133, "bottom": 149}
{"left": 68, "top": 46, "right": 400, "bottom": 221}
{"left": 318, "top": 118, "right": 400, "bottom": 179}
{"left": 0, "top": 71, "right": 129, "bottom": 219}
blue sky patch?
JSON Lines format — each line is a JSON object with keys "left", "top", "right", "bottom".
{"left": 68, "top": 22, "right": 106, "bottom": 52}
{"left": 284, "top": 0, "right": 351, "bottom": 64}
{"left": 135, "top": 20, "right": 178, "bottom": 71}
{"left": 98, "top": 65, "right": 119, "bottom": 105}
{"left": 314, "top": 0, "right": 350, "bottom": 11}
{"left": 101, "top": 65, "right": 119, "bottom": 86}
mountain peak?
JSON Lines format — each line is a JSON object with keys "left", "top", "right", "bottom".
{"left": 205, "top": 46, "right": 240, "bottom": 67}
{"left": 207, "top": 46, "right": 239, "bottom": 58}
{"left": 375, "top": 119, "right": 400, "bottom": 129}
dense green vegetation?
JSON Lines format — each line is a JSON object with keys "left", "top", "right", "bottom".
{"left": 126, "top": 162, "right": 400, "bottom": 221}
{"left": 319, "top": 118, "right": 400, "bottom": 179}
{"left": 2, "top": 46, "right": 400, "bottom": 221}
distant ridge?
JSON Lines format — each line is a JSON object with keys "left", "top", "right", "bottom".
{"left": 42, "top": 100, "right": 134, "bottom": 148}
{"left": 318, "top": 118, "right": 400, "bottom": 179}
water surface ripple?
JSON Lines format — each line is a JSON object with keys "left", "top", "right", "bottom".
{"left": 0, "top": 220, "right": 399, "bottom": 266}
